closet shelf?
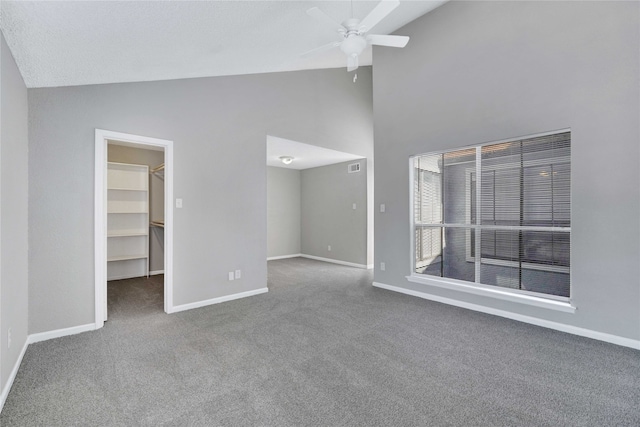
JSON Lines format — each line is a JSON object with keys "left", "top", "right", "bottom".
{"left": 108, "top": 187, "right": 147, "bottom": 192}
{"left": 108, "top": 232, "right": 148, "bottom": 238}
{"left": 108, "top": 210, "right": 149, "bottom": 214}
{"left": 107, "top": 254, "right": 148, "bottom": 262}
{"left": 107, "top": 161, "right": 149, "bottom": 280}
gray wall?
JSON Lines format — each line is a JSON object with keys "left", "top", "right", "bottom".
{"left": 267, "top": 166, "right": 300, "bottom": 258}
{"left": 0, "top": 32, "right": 29, "bottom": 393}
{"left": 373, "top": 1, "right": 640, "bottom": 340}
{"left": 108, "top": 144, "right": 165, "bottom": 273}
{"left": 301, "top": 160, "right": 368, "bottom": 266}
{"left": 28, "top": 67, "right": 373, "bottom": 334}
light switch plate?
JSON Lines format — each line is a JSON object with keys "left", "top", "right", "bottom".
{"left": 176, "top": 198, "right": 183, "bottom": 208}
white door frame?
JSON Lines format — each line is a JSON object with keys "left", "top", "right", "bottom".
{"left": 94, "top": 129, "right": 175, "bottom": 328}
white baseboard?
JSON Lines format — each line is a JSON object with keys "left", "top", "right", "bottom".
{"left": 0, "top": 339, "right": 28, "bottom": 413}
{"left": 28, "top": 323, "right": 96, "bottom": 344}
{"left": 300, "top": 254, "right": 372, "bottom": 270}
{"left": 170, "top": 288, "right": 269, "bottom": 313}
{"left": 108, "top": 272, "right": 164, "bottom": 281}
{"left": 372, "top": 281, "right": 640, "bottom": 350}
{"left": 267, "top": 254, "right": 302, "bottom": 261}
{"left": 107, "top": 273, "right": 143, "bottom": 281}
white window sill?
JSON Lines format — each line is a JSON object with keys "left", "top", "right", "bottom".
{"left": 406, "top": 274, "right": 576, "bottom": 314}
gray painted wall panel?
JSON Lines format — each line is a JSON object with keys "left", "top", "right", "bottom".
{"left": 301, "top": 160, "right": 368, "bottom": 266}
{"left": 0, "top": 32, "right": 29, "bottom": 391}
{"left": 28, "top": 68, "right": 373, "bottom": 333}
{"left": 373, "top": 1, "right": 640, "bottom": 339}
{"left": 267, "top": 166, "right": 300, "bottom": 258}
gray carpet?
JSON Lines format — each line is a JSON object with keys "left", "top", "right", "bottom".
{"left": 1, "top": 258, "right": 639, "bottom": 426}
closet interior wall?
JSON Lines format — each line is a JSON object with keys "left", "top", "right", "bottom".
{"left": 107, "top": 142, "right": 165, "bottom": 277}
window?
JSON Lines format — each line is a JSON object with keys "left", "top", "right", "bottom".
{"left": 411, "top": 131, "right": 570, "bottom": 300}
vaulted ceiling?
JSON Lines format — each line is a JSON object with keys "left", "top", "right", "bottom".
{"left": 0, "top": 0, "right": 446, "bottom": 88}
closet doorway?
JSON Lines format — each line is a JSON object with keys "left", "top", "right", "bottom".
{"left": 94, "top": 130, "right": 174, "bottom": 328}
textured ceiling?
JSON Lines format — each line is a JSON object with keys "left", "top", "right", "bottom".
{"left": 267, "top": 135, "right": 364, "bottom": 170}
{"left": 0, "top": 0, "right": 446, "bottom": 88}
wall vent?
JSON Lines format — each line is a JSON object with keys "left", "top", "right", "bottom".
{"left": 348, "top": 163, "right": 361, "bottom": 173}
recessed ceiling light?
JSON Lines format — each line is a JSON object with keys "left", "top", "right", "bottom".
{"left": 279, "top": 156, "right": 294, "bottom": 165}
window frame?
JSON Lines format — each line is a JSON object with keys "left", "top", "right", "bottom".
{"left": 408, "top": 129, "right": 574, "bottom": 312}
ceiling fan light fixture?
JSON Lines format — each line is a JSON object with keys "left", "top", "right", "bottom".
{"left": 340, "top": 35, "right": 366, "bottom": 57}
{"left": 279, "top": 156, "right": 294, "bottom": 165}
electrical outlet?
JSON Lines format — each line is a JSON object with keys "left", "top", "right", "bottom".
{"left": 380, "top": 204, "right": 386, "bottom": 213}
{"left": 352, "top": 203, "right": 357, "bottom": 210}
{"left": 235, "top": 270, "right": 241, "bottom": 279}
{"left": 328, "top": 245, "right": 331, "bottom": 252}
{"left": 380, "top": 262, "right": 386, "bottom": 271}
{"left": 176, "top": 198, "right": 183, "bottom": 208}
{"left": 7, "top": 328, "right": 11, "bottom": 349}
{"left": 228, "top": 272, "right": 234, "bottom": 281}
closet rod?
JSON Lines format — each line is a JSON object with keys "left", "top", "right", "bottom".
{"left": 150, "top": 163, "right": 164, "bottom": 173}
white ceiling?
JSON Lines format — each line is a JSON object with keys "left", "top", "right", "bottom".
{"left": 0, "top": 0, "right": 446, "bottom": 88}
{"left": 267, "top": 135, "right": 364, "bottom": 170}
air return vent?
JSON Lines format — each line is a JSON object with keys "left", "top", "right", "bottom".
{"left": 348, "top": 163, "right": 361, "bottom": 173}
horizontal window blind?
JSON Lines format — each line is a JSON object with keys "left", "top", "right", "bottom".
{"left": 412, "top": 131, "right": 571, "bottom": 299}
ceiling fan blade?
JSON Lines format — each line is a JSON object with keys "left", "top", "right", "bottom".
{"left": 307, "top": 7, "right": 347, "bottom": 33}
{"left": 347, "top": 55, "right": 359, "bottom": 72}
{"left": 359, "top": 0, "right": 400, "bottom": 33}
{"left": 367, "top": 34, "right": 409, "bottom": 48}
{"left": 301, "top": 41, "right": 341, "bottom": 57}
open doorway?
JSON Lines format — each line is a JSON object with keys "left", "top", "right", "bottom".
{"left": 94, "top": 130, "right": 174, "bottom": 328}
{"left": 106, "top": 142, "right": 164, "bottom": 319}
{"left": 266, "top": 135, "right": 373, "bottom": 272}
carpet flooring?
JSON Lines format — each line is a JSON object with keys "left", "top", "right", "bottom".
{"left": 1, "top": 258, "right": 639, "bottom": 426}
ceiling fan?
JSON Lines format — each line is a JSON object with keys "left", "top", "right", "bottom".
{"left": 303, "top": 0, "right": 409, "bottom": 72}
